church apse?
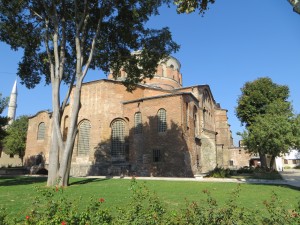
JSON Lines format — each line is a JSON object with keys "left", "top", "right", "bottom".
{"left": 90, "top": 116, "right": 193, "bottom": 177}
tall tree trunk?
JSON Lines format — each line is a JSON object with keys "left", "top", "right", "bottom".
{"left": 59, "top": 81, "right": 82, "bottom": 186}
{"left": 269, "top": 155, "right": 276, "bottom": 170}
{"left": 259, "top": 152, "right": 267, "bottom": 169}
{"left": 47, "top": 79, "right": 63, "bottom": 186}
{"left": 47, "top": 125, "right": 59, "bottom": 186}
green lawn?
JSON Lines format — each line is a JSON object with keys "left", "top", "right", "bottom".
{"left": 0, "top": 176, "right": 299, "bottom": 222}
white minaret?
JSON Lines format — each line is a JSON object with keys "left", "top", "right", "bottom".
{"left": 7, "top": 79, "right": 17, "bottom": 125}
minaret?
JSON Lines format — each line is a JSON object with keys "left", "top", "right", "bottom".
{"left": 7, "top": 80, "right": 17, "bottom": 125}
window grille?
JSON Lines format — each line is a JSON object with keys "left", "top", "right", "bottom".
{"left": 134, "top": 112, "right": 142, "bottom": 134}
{"left": 111, "top": 120, "right": 125, "bottom": 157}
{"left": 157, "top": 109, "right": 167, "bottom": 132}
{"left": 37, "top": 122, "right": 46, "bottom": 140}
{"left": 229, "top": 160, "right": 234, "bottom": 166}
{"left": 78, "top": 120, "right": 91, "bottom": 156}
{"left": 153, "top": 149, "right": 161, "bottom": 162}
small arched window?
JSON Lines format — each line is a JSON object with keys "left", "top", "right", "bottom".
{"left": 111, "top": 119, "right": 126, "bottom": 158}
{"left": 157, "top": 108, "right": 167, "bottom": 133}
{"left": 134, "top": 112, "right": 142, "bottom": 134}
{"left": 37, "top": 122, "right": 46, "bottom": 140}
{"left": 193, "top": 106, "right": 199, "bottom": 137}
{"left": 77, "top": 120, "right": 91, "bottom": 156}
{"left": 63, "top": 116, "right": 69, "bottom": 142}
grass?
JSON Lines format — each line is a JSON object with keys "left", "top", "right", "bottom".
{"left": 0, "top": 176, "right": 299, "bottom": 221}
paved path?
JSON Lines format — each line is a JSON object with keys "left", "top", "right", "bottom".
{"left": 86, "top": 169, "right": 300, "bottom": 188}
{"left": 279, "top": 169, "right": 300, "bottom": 188}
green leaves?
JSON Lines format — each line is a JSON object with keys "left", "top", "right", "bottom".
{"left": 174, "top": 0, "right": 215, "bottom": 14}
{"left": 3, "top": 116, "right": 28, "bottom": 158}
{"left": 236, "top": 77, "right": 300, "bottom": 167}
{"left": 236, "top": 77, "right": 290, "bottom": 127}
{"left": 0, "top": 93, "right": 9, "bottom": 142}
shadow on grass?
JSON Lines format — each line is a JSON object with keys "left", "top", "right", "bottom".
{"left": 244, "top": 181, "right": 300, "bottom": 191}
{"left": 0, "top": 176, "right": 47, "bottom": 186}
{"left": 69, "top": 177, "right": 110, "bottom": 186}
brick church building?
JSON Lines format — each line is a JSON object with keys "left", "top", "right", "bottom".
{"left": 24, "top": 56, "right": 235, "bottom": 177}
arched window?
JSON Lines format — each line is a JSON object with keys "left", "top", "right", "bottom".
{"left": 63, "top": 116, "right": 69, "bottom": 142}
{"left": 134, "top": 112, "right": 142, "bottom": 134}
{"left": 37, "top": 122, "right": 46, "bottom": 140}
{"left": 77, "top": 120, "right": 91, "bottom": 156}
{"left": 186, "top": 102, "right": 189, "bottom": 129}
{"left": 157, "top": 108, "right": 167, "bottom": 133}
{"left": 111, "top": 119, "right": 126, "bottom": 158}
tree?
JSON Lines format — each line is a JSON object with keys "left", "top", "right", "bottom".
{"left": 236, "top": 77, "right": 290, "bottom": 128}
{"left": 288, "top": 0, "right": 300, "bottom": 14}
{"left": 239, "top": 101, "right": 295, "bottom": 168}
{"left": 0, "top": 0, "right": 182, "bottom": 186}
{"left": 3, "top": 116, "right": 28, "bottom": 165}
{"left": 236, "top": 77, "right": 299, "bottom": 168}
{"left": 0, "top": 93, "right": 9, "bottom": 143}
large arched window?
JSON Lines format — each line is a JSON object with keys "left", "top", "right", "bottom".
{"left": 37, "top": 122, "right": 46, "bottom": 140}
{"left": 111, "top": 119, "right": 126, "bottom": 158}
{"left": 134, "top": 112, "right": 142, "bottom": 134}
{"left": 77, "top": 120, "right": 91, "bottom": 156}
{"left": 157, "top": 108, "right": 167, "bottom": 133}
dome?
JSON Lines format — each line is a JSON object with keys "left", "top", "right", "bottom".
{"left": 107, "top": 55, "right": 183, "bottom": 90}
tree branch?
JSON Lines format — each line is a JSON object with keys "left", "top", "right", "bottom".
{"left": 44, "top": 18, "right": 55, "bottom": 81}
{"left": 61, "top": 74, "right": 76, "bottom": 112}
{"left": 82, "top": 8, "right": 103, "bottom": 78}
{"left": 59, "top": 0, "right": 66, "bottom": 81}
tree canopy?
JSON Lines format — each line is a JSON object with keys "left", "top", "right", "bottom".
{"left": 0, "top": 0, "right": 180, "bottom": 90}
{"left": 236, "top": 77, "right": 299, "bottom": 168}
{"left": 3, "top": 116, "right": 28, "bottom": 164}
{"left": 236, "top": 77, "right": 290, "bottom": 127}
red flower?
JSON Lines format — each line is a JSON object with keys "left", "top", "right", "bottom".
{"left": 99, "top": 198, "right": 105, "bottom": 203}
{"left": 61, "top": 221, "right": 67, "bottom": 225}
{"left": 25, "top": 215, "right": 30, "bottom": 220}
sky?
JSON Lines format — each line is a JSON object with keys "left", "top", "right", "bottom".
{"left": 0, "top": 0, "right": 300, "bottom": 146}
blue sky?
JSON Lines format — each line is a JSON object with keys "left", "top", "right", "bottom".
{"left": 0, "top": 0, "right": 299, "bottom": 146}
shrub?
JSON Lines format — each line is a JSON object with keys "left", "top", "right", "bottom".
{"left": 207, "top": 167, "right": 231, "bottom": 178}
{"left": 115, "top": 177, "right": 167, "bottom": 225}
{"left": 237, "top": 166, "right": 254, "bottom": 174}
{"left": 23, "top": 186, "right": 112, "bottom": 225}
{"left": 170, "top": 185, "right": 256, "bottom": 225}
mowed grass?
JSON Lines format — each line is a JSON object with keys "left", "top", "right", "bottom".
{"left": 0, "top": 176, "right": 299, "bottom": 221}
